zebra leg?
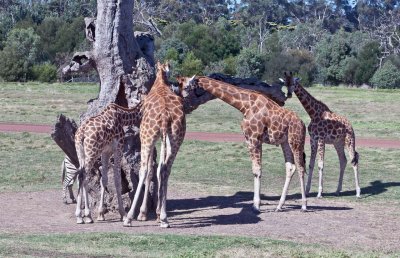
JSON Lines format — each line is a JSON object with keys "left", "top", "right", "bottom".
{"left": 68, "top": 185, "right": 76, "bottom": 204}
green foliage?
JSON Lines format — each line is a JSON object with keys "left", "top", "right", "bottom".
{"left": 315, "top": 30, "right": 354, "bottom": 84}
{"left": 180, "top": 52, "right": 204, "bottom": 76}
{"left": 353, "top": 41, "right": 380, "bottom": 85}
{"left": 165, "top": 19, "right": 241, "bottom": 66}
{"left": 236, "top": 47, "right": 264, "bottom": 78}
{"left": 0, "top": 27, "right": 40, "bottom": 81}
{"left": 370, "top": 60, "right": 400, "bottom": 89}
{"left": 30, "top": 63, "right": 58, "bottom": 83}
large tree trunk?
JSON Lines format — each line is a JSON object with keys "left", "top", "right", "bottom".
{"left": 58, "top": 0, "right": 157, "bottom": 218}
{"left": 53, "top": 0, "right": 287, "bottom": 219}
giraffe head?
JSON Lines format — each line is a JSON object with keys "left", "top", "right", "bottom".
{"left": 280, "top": 72, "right": 300, "bottom": 99}
{"left": 156, "top": 60, "right": 170, "bottom": 79}
{"left": 176, "top": 75, "right": 199, "bottom": 98}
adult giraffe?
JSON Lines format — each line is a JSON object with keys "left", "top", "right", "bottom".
{"left": 74, "top": 102, "right": 142, "bottom": 224}
{"left": 124, "top": 62, "right": 186, "bottom": 228}
{"left": 178, "top": 75, "right": 308, "bottom": 212}
{"left": 281, "top": 72, "right": 361, "bottom": 198}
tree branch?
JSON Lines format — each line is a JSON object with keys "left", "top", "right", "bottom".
{"left": 62, "top": 51, "right": 96, "bottom": 75}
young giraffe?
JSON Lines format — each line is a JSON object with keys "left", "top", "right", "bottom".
{"left": 282, "top": 72, "right": 361, "bottom": 198}
{"left": 178, "top": 75, "right": 308, "bottom": 212}
{"left": 124, "top": 61, "right": 186, "bottom": 228}
{"left": 74, "top": 102, "right": 142, "bottom": 224}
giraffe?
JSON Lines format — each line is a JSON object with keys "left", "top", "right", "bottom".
{"left": 74, "top": 102, "right": 142, "bottom": 224}
{"left": 123, "top": 61, "right": 186, "bottom": 228}
{"left": 177, "top": 75, "right": 308, "bottom": 212}
{"left": 281, "top": 72, "right": 361, "bottom": 198}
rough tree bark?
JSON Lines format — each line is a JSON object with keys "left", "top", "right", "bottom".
{"left": 55, "top": 0, "right": 157, "bottom": 217}
{"left": 52, "top": 0, "right": 286, "bottom": 218}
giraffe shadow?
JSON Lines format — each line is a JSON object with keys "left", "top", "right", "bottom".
{"left": 166, "top": 191, "right": 351, "bottom": 228}
{"left": 306, "top": 180, "right": 400, "bottom": 198}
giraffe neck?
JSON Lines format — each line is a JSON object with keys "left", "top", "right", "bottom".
{"left": 197, "top": 77, "right": 250, "bottom": 113}
{"left": 294, "top": 83, "right": 330, "bottom": 119}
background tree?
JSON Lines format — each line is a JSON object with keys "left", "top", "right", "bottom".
{"left": 0, "top": 27, "right": 40, "bottom": 81}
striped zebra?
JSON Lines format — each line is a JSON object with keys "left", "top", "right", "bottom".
{"left": 61, "top": 156, "right": 78, "bottom": 204}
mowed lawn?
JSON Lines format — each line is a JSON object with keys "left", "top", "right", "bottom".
{"left": 1, "top": 82, "right": 400, "bottom": 257}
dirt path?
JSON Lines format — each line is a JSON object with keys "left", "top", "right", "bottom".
{"left": 0, "top": 189, "right": 399, "bottom": 253}
{"left": 1, "top": 122, "right": 400, "bottom": 148}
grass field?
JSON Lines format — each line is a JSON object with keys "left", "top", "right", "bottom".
{"left": 1, "top": 82, "right": 400, "bottom": 257}
{"left": 1, "top": 82, "right": 400, "bottom": 139}
{"left": 0, "top": 232, "right": 386, "bottom": 257}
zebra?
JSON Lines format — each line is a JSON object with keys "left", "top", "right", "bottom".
{"left": 61, "top": 156, "right": 78, "bottom": 204}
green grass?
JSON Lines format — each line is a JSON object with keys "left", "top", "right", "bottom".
{"left": 0, "top": 232, "right": 392, "bottom": 257}
{"left": 0, "top": 82, "right": 98, "bottom": 124}
{"left": 1, "top": 82, "right": 400, "bottom": 139}
{"left": 0, "top": 132, "right": 63, "bottom": 192}
{"left": 1, "top": 132, "right": 399, "bottom": 205}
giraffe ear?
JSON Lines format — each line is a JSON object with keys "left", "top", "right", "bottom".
{"left": 189, "top": 75, "right": 196, "bottom": 82}
{"left": 279, "top": 78, "right": 285, "bottom": 83}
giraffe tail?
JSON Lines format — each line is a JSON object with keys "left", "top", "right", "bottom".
{"left": 351, "top": 151, "right": 359, "bottom": 166}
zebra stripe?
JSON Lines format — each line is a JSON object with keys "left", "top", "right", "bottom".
{"left": 61, "top": 156, "right": 78, "bottom": 204}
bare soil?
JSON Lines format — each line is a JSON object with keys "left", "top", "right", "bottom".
{"left": 1, "top": 122, "right": 399, "bottom": 253}
{"left": 0, "top": 189, "right": 399, "bottom": 253}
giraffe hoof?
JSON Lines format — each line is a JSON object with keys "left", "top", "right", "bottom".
{"left": 317, "top": 195, "right": 323, "bottom": 199}
{"left": 156, "top": 214, "right": 161, "bottom": 223}
{"left": 334, "top": 191, "right": 340, "bottom": 197}
{"left": 63, "top": 200, "right": 68, "bottom": 205}
{"left": 251, "top": 205, "right": 261, "bottom": 214}
{"left": 84, "top": 217, "right": 94, "bottom": 224}
{"left": 160, "top": 221, "right": 170, "bottom": 228}
{"left": 123, "top": 219, "right": 133, "bottom": 227}
{"left": 97, "top": 214, "right": 105, "bottom": 221}
{"left": 76, "top": 217, "right": 84, "bottom": 224}
{"left": 300, "top": 208, "right": 308, "bottom": 213}
{"left": 71, "top": 199, "right": 77, "bottom": 204}
{"left": 275, "top": 208, "right": 283, "bottom": 212}
{"left": 137, "top": 212, "right": 147, "bottom": 221}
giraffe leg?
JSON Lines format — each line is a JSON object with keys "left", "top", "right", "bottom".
{"left": 316, "top": 139, "right": 325, "bottom": 198}
{"left": 155, "top": 154, "right": 163, "bottom": 223}
{"left": 97, "top": 152, "right": 110, "bottom": 221}
{"left": 247, "top": 141, "right": 262, "bottom": 213}
{"left": 112, "top": 141, "right": 126, "bottom": 221}
{"left": 124, "top": 144, "right": 153, "bottom": 227}
{"left": 138, "top": 150, "right": 155, "bottom": 221}
{"left": 334, "top": 142, "right": 347, "bottom": 196}
{"left": 276, "top": 162, "right": 296, "bottom": 211}
{"left": 82, "top": 173, "right": 93, "bottom": 224}
{"left": 294, "top": 150, "right": 307, "bottom": 211}
{"left": 75, "top": 170, "right": 84, "bottom": 224}
{"left": 159, "top": 135, "right": 180, "bottom": 228}
{"left": 345, "top": 135, "right": 361, "bottom": 198}
{"left": 306, "top": 137, "right": 317, "bottom": 195}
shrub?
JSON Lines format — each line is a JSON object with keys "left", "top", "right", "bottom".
{"left": 30, "top": 63, "right": 57, "bottom": 82}
{"left": 370, "top": 60, "right": 400, "bottom": 89}
{"left": 236, "top": 47, "right": 264, "bottom": 78}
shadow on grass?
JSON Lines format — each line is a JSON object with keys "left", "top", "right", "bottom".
{"left": 167, "top": 191, "right": 351, "bottom": 228}
{"left": 306, "top": 180, "right": 400, "bottom": 198}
